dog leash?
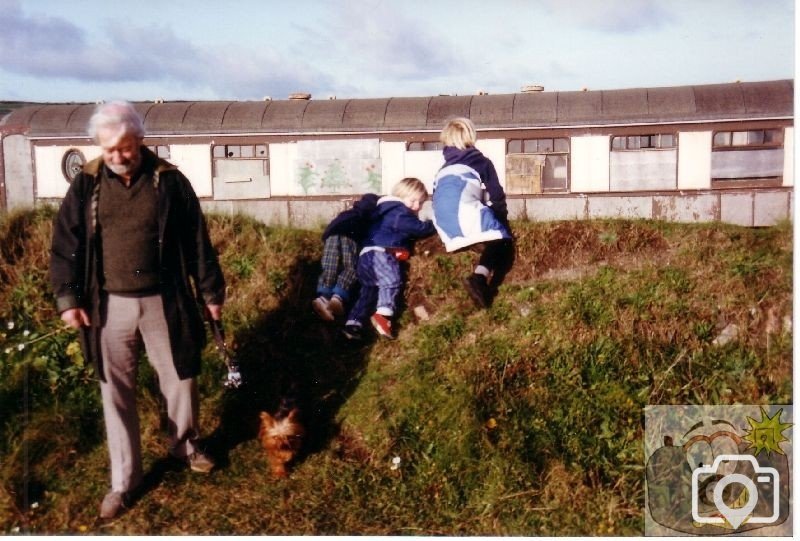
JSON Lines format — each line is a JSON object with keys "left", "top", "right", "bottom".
{"left": 209, "top": 318, "right": 243, "bottom": 389}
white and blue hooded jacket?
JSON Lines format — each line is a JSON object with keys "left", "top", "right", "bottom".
{"left": 432, "top": 146, "right": 511, "bottom": 252}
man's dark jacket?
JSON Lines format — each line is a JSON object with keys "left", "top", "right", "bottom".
{"left": 50, "top": 147, "right": 226, "bottom": 381}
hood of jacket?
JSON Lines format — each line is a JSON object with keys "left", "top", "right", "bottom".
{"left": 443, "top": 146, "right": 486, "bottom": 169}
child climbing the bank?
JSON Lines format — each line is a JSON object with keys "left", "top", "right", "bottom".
{"left": 343, "top": 177, "right": 436, "bottom": 340}
{"left": 312, "top": 193, "right": 380, "bottom": 321}
{"left": 432, "top": 117, "right": 515, "bottom": 308}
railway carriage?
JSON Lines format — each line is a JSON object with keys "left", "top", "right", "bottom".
{"left": 0, "top": 79, "right": 792, "bottom": 227}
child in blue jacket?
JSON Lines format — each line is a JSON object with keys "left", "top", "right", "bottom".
{"left": 313, "top": 193, "right": 379, "bottom": 321}
{"left": 343, "top": 178, "right": 435, "bottom": 340}
{"left": 432, "top": 117, "right": 515, "bottom": 308}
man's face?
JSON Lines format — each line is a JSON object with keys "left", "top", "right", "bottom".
{"left": 97, "top": 127, "right": 141, "bottom": 179}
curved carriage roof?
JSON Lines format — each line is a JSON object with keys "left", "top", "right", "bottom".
{"left": 1, "top": 79, "right": 792, "bottom": 138}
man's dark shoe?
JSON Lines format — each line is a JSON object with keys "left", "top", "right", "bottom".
{"left": 188, "top": 451, "right": 215, "bottom": 473}
{"left": 169, "top": 450, "right": 215, "bottom": 473}
{"left": 464, "top": 273, "right": 491, "bottom": 308}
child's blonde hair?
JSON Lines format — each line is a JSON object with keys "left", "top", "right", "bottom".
{"left": 439, "top": 117, "right": 477, "bottom": 149}
{"left": 391, "top": 177, "right": 428, "bottom": 200}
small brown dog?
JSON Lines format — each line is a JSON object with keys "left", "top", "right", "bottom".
{"left": 258, "top": 407, "right": 305, "bottom": 478}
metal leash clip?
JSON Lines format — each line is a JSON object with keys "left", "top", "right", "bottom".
{"left": 209, "top": 318, "right": 243, "bottom": 389}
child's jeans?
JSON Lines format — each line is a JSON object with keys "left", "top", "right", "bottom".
{"left": 317, "top": 235, "right": 359, "bottom": 301}
{"left": 347, "top": 249, "right": 403, "bottom": 323}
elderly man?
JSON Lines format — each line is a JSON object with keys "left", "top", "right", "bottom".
{"left": 50, "top": 101, "right": 226, "bottom": 519}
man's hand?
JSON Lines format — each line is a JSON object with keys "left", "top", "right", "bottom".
{"left": 61, "top": 308, "right": 90, "bottom": 329}
{"left": 206, "top": 303, "right": 223, "bottom": 321}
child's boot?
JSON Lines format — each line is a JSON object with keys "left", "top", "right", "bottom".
{"left": 312, "top": 296, "right": 335, "bottom": 321}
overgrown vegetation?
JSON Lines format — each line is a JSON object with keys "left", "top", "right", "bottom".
{"left": 0, "top": 207, "right": 792, "bottom": 534}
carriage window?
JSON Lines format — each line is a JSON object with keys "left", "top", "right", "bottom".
{"left": 212, "top": 144, "right": 269, "bottom": 160}
{"left": 147, "top": 145, "right": 170, "bottom": 159}
{"left": 611, "top": 133, "right": 677, "bottom": 150}
{"left": 713, "top": 132, "right": 731, "bottom": 147}
{"left": 713, "top": 129, "right": 783, "bottom": 149}
{"left": 61, "top": 148, "right": 86, "bottom": 182}
{"left": 610, "top": 133, "right": 678, "bottom": 191}
{"left": 212, "top": 144, "right": 270, "bottom": 181}
{"left": 554, "top": 138, "right": 569, "bottom": 152}
{"left": 407, "top": 141, "right": 443, "bottom": 151}
{"left": 711, "top": 128, "right": 784, "bottom": 187}
{"left": 505, "top": 137, "right": 569, "bottom": 193}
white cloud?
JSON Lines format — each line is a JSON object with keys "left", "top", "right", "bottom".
{"left": 0, "top": 0, "right": 336, "bottom": 99}
{"left": 540, "top": 0, "right": 675, "bottom": 33}
{"left": 302, "top": 1, "right": 468, "bottom": 95}
{"left": 0, "top": 0, "right": 792, "bottom": 102}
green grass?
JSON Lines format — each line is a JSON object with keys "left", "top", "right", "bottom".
{"left": 0, "top": 208, "right": 792, "bottom": 534}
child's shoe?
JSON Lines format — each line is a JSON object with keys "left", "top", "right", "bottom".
{"left": 464, "top": 273, "right": 491, "bottom": 308}
{"left": 370, "top": 313, "right": 395, "bottom": 340}
{"left": 312, "top": 296, "right": 335, "bottom": 321}
{"left": 342, "top": 323, "right": 363, "bottom": 341}
{"left": 328, "top": 295, "right": 345, "bottom": 318}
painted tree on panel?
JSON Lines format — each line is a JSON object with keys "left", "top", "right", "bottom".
{"left": 365, "top": 163, "right": 382, "bottom": 192}
{"left": 297, "top": 162, "right": 318, "bottom": 194}
{"left": 320, "top": 159, "right": 348, "bottom": 192}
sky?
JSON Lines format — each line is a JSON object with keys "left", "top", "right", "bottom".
{"left": 0, "top": 0, "right": 794, "bottom": 103}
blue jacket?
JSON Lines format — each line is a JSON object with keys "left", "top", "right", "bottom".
{"left": 363, "top": 196, "right": 435, "bottom": 250}
{"left": 432, "top": 146, "right": 511, "bottom": 252}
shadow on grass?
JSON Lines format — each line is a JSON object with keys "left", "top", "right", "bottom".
{"left": 200, "top": 255, "right": 376, "bottom": 469}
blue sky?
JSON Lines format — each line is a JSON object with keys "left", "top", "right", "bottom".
{"left": 0, "top": 0, "right": 794, "bottom": 103}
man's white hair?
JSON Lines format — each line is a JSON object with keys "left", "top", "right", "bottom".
{"left": 87, "top": 101, "right": 145, "bottom": 142}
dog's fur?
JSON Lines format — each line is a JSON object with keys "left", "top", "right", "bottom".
{"left": 258, "top": 406, "right": 305, "bottom": 478}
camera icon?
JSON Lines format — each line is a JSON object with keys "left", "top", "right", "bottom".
{"left": 691, "top": 454, "right": 779, "bottom": 529}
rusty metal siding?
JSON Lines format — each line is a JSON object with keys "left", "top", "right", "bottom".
{"left": 182, "top": 102, "right": 230, "bottom": 132}
{"left": 64, "top": 104, "right": 96, "bottom": 136}
{"left": 383, "top": 97, "right": 430, "bottom": 129}
{"left": 741, "top": 80, "right": 794, "bottom": 115}
{"left": 261, "top": 100, "right": 308, "bottom": 131}
{"left": 28, "top": 104, "right": 82, "bottom": 135}
{"left": 693, "top": 82, "right": 745, "bottom": 117}
{"left": 0, "top": 104, "right": 43, "bottom": 132}
{"left": 513, "top": 92, "right": 558, "bottom": 125}
{"left": 143, "top": 102, "right": 192, "bottom": 134}
{"left": 602, "top": 88, "right": 649, "bottom": 121}
{"left": 341, "top": 99, "right": 389, "bottom": 130}
{"left": 221, "top": 101, "right": 270, "bottom": 132}
{"left": 645, "top": 86, "right": 696, "bottom": 122}
{"left": 4, "top": 79, "right": 793, "bottom": 137}
{"left": 470, "top": 94, "right": 514, "bottom": 127}
{"left": 131, "top": 103, "right": 156, "bottom": 128}
{"left": 302, "top": 100, "right": 348, "bottom": 131}
{"left": 557, "top": 90, "right": 603, "bottom": 124}
{"left": 426, "top": 95, "right": 472, "bottom": 128}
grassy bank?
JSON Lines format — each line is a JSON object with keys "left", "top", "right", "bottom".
{"left": 0, "top": 207, "right": 792, "bottom": 534}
